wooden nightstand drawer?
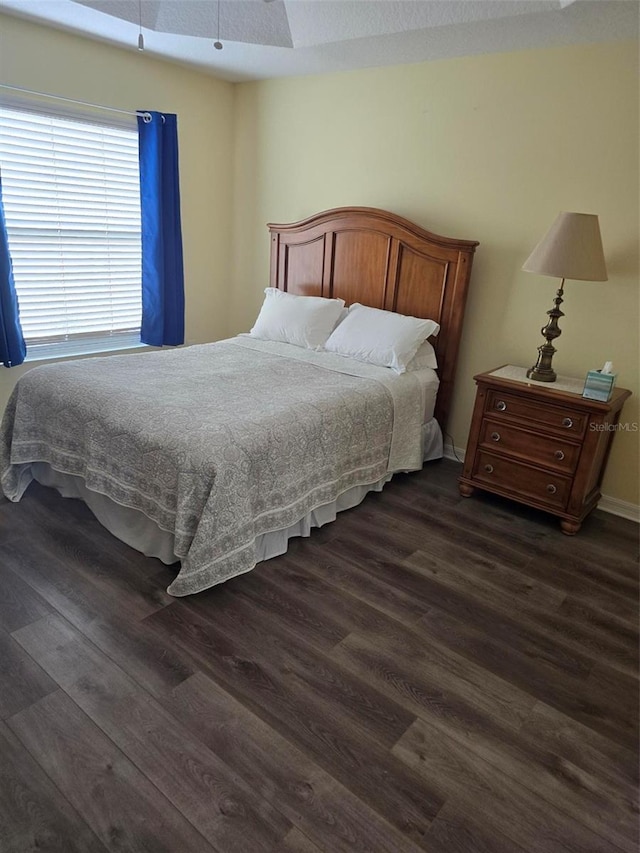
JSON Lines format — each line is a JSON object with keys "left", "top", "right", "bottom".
{"left": 478, "top": 418, "right": 581, "bottom": 474}
{"left": 473, "top": 451, "right": 571, "bottom": 510}
{"left": 485, "top": 389, "right": 586, "bottom": 437}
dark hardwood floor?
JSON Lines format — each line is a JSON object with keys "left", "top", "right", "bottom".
{"left": 0, "top": 459, "right": 637, "bottom": 853}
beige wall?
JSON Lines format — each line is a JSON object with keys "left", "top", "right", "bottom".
{"left": 0, "top": 13, "right": 234, "bottom": 408}
{"left": 232, "top": 40, "right": 639, "bottom": 506}
{"left": 0, "top": 16, "right": 638, "bottom": 507}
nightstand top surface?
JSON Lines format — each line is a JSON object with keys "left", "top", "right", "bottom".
{"left": 474, "top": 364, "right": 631, "bottom": 409}
{"left": 488, "top": 365, "right": 585, "bottom": 395}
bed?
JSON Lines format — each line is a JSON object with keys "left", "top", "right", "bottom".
{"left": 0, "top": 207, "right": 478, "bottom": 596}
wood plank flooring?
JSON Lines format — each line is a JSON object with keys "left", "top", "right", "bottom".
{"left": 0, "top": 459, "right": 637, "bottom": 853}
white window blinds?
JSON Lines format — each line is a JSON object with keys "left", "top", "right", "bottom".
{"left": 0, "top": 105, "right": 142, "bottom": 359}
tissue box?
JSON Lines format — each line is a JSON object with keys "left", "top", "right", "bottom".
{"left": 583, "top": 370, "right": 616, "bottom": 402}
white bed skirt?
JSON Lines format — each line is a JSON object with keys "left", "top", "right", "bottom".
{"left": 32, "top": 419, "right": 443, "bottom": 568}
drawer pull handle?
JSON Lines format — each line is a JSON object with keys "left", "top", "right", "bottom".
{"left": 546, "top": 484, "right": 557, "bottom": 495}
{"left": 562, "top": 417, "right": 573, "bottom": 429}
{"left": 554, "top": 450, "right": 565, "bottom": 461}
{"left": 496, "top": 401, "right": 507, "bottom": 412}
{"left": 484, "top": 464, "right": 494, "bottom": 474}
{"left": 491, "top": 432, "right": 501, "bottom": 442}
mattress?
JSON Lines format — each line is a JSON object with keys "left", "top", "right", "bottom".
{"left": 2, "top": 337, "right": 440, "bottom": 594}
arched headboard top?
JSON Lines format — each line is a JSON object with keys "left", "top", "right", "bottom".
{"left": 268, "top": 206, "right": 479, "bottom": 431}
{"left": 268, "top": 206, "right": 479, "bottom": 251}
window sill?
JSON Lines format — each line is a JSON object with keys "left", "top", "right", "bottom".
{"left": 24, "top": 333, "right": 152, "bottom": 363}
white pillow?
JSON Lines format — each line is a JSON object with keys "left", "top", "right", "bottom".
{"left": 406, "top": 339, "right": 438, "bottom": 371}
{"left": 324, "top": 303, "right": 440, "bottom": 373}
{"left": 250, "top": 288, "right": 345, "bottom": 350}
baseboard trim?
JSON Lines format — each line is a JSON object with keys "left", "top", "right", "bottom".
{"left": 596, "top": 495, "right": 640, "bottom": 523}
{"left": 443, "top": 444, "right": 465, "bottom": 464}
{"left": 441, "top": 445, "right": 638, "bottom": 523}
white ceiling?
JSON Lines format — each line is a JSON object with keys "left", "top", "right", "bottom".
{"left": 0, "top": 0, "right": 637, "bottom": 82}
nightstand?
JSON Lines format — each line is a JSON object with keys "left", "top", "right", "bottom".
{"left": 458, "top": 365, "right": 632, "bottom": 534}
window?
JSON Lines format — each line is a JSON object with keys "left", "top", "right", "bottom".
{"left": 0, "top": 105, "right": 142, "bottom": 359}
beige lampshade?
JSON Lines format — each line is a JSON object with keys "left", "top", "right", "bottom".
{"left": 522, "top": 212, "right": 608, "bottom": 282}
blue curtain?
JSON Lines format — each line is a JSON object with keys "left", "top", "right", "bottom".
{"left": 0, "top": 174, "right": 26, "bottom": 368}
{"left": 137, "top": 111, "right": 185, "bottom": 347}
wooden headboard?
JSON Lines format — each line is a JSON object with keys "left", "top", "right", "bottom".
{"left": 268, "top": 206, "right": 479, "bottom": 431}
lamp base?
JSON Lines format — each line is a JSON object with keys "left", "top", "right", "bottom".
{"left": 526, "top": 364, "right": 557, "bottom": 382}
{"left": 527, "top": 279, "right": 565, "bottom": 384}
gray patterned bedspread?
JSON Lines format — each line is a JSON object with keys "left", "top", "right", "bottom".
{"left": 0, "top": 337, "right": 427, "bottom": 595}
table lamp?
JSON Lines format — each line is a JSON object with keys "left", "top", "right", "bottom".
{"left": 522, "top": 212, "right": 607, "bottom": 382}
